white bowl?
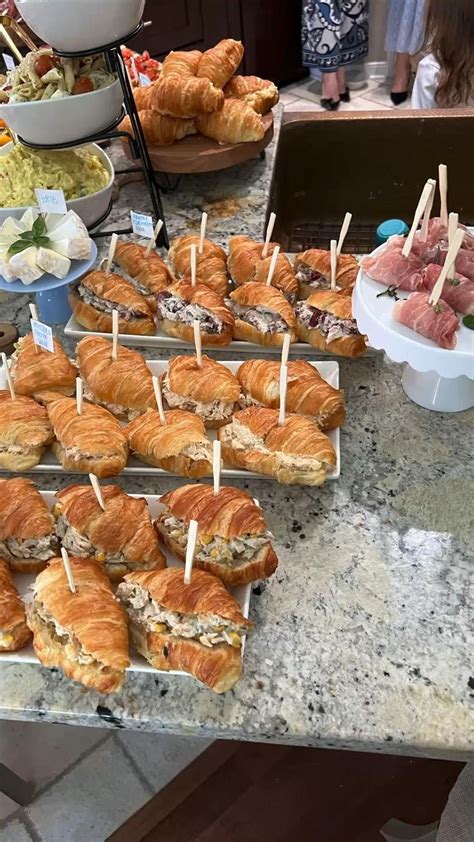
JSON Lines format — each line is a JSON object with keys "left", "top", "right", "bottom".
{"left": 0, "top": 79, "right": 123, "bottom": 145}
{"left": 0, "top": 143, "right": 114, "bottom": 229}
{"left": 15, "top": 0, "right": 145, "bottom": 52}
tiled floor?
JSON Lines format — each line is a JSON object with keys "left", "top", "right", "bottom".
{"left": 0, "top": 72, "right": 407, "bottom": 842}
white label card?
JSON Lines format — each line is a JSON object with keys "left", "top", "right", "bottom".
{"left": 130, "top": 211, "right": 154, "bottom": 239}
{"left": 3, "top": 54, "right": 15, "bottom": 72}
{"left": 139, "top": 73, "right": 152, "bottom": 87}
{"left": 35, "top": 188, "right": 67, "bottom": 215}
{"left": 31, "top": 319, "right": 54, "bottom": 353}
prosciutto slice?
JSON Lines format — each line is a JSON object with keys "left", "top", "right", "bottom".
{"left": 361, "top": 243, "right": 424, "bottom": 291}
{"left": 421, "top": 263, "right": 474, "bottom": 315}
{"left": 417, "top": 217, "right": 474, "bottom": 251}
{"left": 393, "top": 292, "right": 459, "bottom": 350}
{"left": 438, "top": 248, "right": 474, "bottom": 282}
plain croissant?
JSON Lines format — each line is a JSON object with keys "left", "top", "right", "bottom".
{"left": 151, "top": 76, "right": 224, "bottom": 119}
{"left": 223, "top": 75, "right": 279, "bottom": 114}
{"left": 196, "top": 98, "right": 265, "bottom": 144}
{"left": 197, "top": 39, "right": 244, "bottom": 89}
{"left": 120, "top": 111, "right": 196, "bottom": 146}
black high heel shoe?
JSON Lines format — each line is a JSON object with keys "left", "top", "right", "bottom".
{"left": 390, "top": 90, "right": 408, "bottom": 105}
{"left": 340, "top": 86, "right": 350, "bottom": 102}
{"left": 321, "top": 98, "right": 340, "bottom": 111}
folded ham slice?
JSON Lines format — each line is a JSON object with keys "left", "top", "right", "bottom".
{"left": 421, "top": 264, "right": 474, "bottom": 315}
{"left": 438, "top": 248, "right": 474, "bottom": 282}
{"left": 393, "top": 291, "right": 459, "bottom": 350}
{"left": 361, "top": 243, "right": 424, "bottom": 291}
{"left": 422, "top": 217, "right": 474, "bottom": 251}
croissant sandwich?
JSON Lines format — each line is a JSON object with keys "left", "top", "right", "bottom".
{"left": 0, "top": 558, "right": 31, "bottom": 651}
{"left": 223, "top": 75, "right": 279, "bottom": 114}
{"left": 196, "top": 98, "right": 264, "bottom": 144}
{"left": 197, "top": 39, "right": 244, "bottom": 89}
{"left": 28, "top": 557, "right": 130, "bottom": 693}
{"left": 113, "top": 242, "right": 173, "bottom": 312}
{"left": 156, "top": 484, "right": 278, "bottom": 586}
{"left": 10, "top": 332, "right": 76, "bottom": 402}
{"left": 69, "top": 270, "right": 155, "bottom": 336}
{"left": 120, "top": 111, "right": 197, "bottom": 148}
{"left": 117, "top": 567, "right": 252, "bottom": 693}
{"left": 295, "top": 290, "right": 367, "bottom": 358}
{"left": 151, "top": 76, "right": 224, "bottom": 119}
{"left": 227, "top": 236, "right": 297, "bottom": 301}
{"left": 168, "top": 234, "right": 229, "bottom": 298}
{"left": 294, "top": 249, "right": 359, "bottom": 299}
{"left": 0, "top": 478, "right": 57, "bottom": 572}
{"left": 0, "top": 390, "right": 53, "bottom": 471}
{"left": 236, "top": 360, "right": 345, "bottom": 430}
{"left": 54, "top": 485, "right": 166, "bottom": 581}
{"left": 47, "top": 396, "right": 128, "bottom": 477}
{"left": 77, "top": 336, "right": 155, "bottom": 420}
{"left": 228, "top": 282, "right": 297, "bottom": 346}
{"left": 127, "top": 408, "right": 213, "bottom": 478}
{"left": 254, "top": 254, "right": 298, "bottom": 303}
{"left": 219, "top": 407, "right": 337, "bottom": 486}
{"left": 156, "top": 280, "right": 234, "bottom": 347}
{"left": 161, "top": 355, "right": 242, "bottom": 428}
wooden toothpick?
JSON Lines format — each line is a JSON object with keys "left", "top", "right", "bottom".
{"left": 145, "top": 220, "right": 163, "bottom": 257}
{"left": 419, "top": 179, "right": 436, "bottom": 242}
{"left": 1, "top": 353, "right": 14, "bottom": 399}
{"left": 184, "top": 519, "right": 198, "bottom": 584}
{"left": 89, "top": 473, "right": 105, "bottom": 510}
{"left": 281, "top": 333, "right": 290, "bottom": 368}
{"left": 193, "top": 319, "right": 202, "bottom": 368}
{"left": 152, "top": 375, "right": 166, "bottom": 424}
{"left": 190, "top": 243, "right": 197, "bottom": 287}
{"left": 213, "top": 439, "right": 221, "bottom": 496}
{"left": 76, "top": 377, "right": 83, "bottom": 415}
{"left": 266, "top": 244, "right": 280, "bottom": 286}
{"left": 447, "top": 212, "right": 459, "bottom": 280}
{"left": 402, "top": 181, "right": 435, "bottom": 258}
{"left": 439, "top": 164, "right": 448, "bottom": 228}
{"left": 112, "top": 310, "right": 119, "bottom": 361}
{"left": 278, "top": 363, "right": 288, "bottom": 427}
{"left": 336, "top": 212, "right": 352, "bottom": 256}
{"left": 428, "top": 228, "right": 464, "bottom": 307}
{"left": 262, "top": 212, "right": 276, "bottom": 259}
{"left": 199, "top": 212, "right": 208, "bottom": 254}
{"left": 61, "top": 547, "right": 77, "bottom": 594}
{"left": 330, "top": 239, "right": 337, "bottom": 291}
{"left": 105, "top": 234, "right": 118, "bottom": 276}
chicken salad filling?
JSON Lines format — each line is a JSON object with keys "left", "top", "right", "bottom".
{"left": 55, "top": 513, "right": 133, "bottom": 567}
{"left": 0, "top": 533, "right": 57, "bottom": 561}
{"left": 161, "top": 514, "right": 272, "bottom": 567}
{"left": 181, "top": 441, "right": 213, "bottom": 463}
{"left": 117, "top": 582, "right": 247, "bottom": 649}
{"left": 227, "top": 301, "right": 289, "bottom": 334}
{"left": 162, "top": 373, "right": 237, "bottom": 422}
{"left": 0, "top": 443, "right": 35, "bottom": 454}
{"left": 81, "top": 382, "right": 142, "bottom": 421}
{"left": 295, "top": 302, "right": 359, "bottom": 342}
{"left": 156, "top": 291, "right": 223, "bottom": 334}
{"left": 221, "top": 420, "right": 325, "bottom": 471}
{"left": 32, "top": 603, "right": 109, "bottom": 668}
{"left": 74, "top": 283, "right": 149, "bottom": 321}
{"left": 295, "top": 264, "right": 328, "bottom": 288}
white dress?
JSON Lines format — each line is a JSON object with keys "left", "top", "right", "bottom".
{"left": 412, "top": 53, "right": 474, "bottom": 108}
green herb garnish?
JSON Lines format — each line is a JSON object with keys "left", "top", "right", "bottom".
{"left": 450, "top": 278, "right": 461, "bottom": 286}
{"left": 463, "top": 314, "right": 474, "bottom": 330}
{"left": 376, "top": 284, "right": 399, "bottom": 300}
{"left": 7, "top": 214, "right": 51, "bottom": 257}
{"left": 433, "top": 303, "right": 444, "bottom": 314}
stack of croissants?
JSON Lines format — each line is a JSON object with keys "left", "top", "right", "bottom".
{"left": 119, "top": 38, "right": 279, "bottom": 146}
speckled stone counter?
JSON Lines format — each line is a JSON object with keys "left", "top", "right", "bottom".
{"left": 0, "top": 117, "right": 473, "bottom": 760}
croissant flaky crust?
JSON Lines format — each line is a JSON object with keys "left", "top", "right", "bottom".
{"left": 0, "top": 558, "right": 31, "bottom": 650}
{"left": 28, "top": 556, "right": 130, "bottom": 693}
{"left": 70, "top": 270, "right": 155, "bottom": 336}
{"left": 223, "top": 75, "right": 279, "bottom": 114}
{"left": 126, "top": 408, "right": 213, "bottom": 477}
{"left": 151, "top": 76, "right": 224, "bottom": 119}
{"left": 254, "top": 254, "right": 298, "bottom": 302}
{"left": 162, "top": 50, "right": 202, "bottom": 79}
{"left": 219, "top": 407, "right": 337, "bottom": 486}
{"left": 229, "top": 281, "right": 297, "bottom": 345}
{"left": 114, "top": 241, "right": 173, "bottom": 306}
{"left": 157, "top": 280, "right": 234, "bottom": 347}
{"left": 55, "top": 485, "right": 165, "bottom": 580}
{"left": 196, "top": 98, "right": 264, "bottom": 144}
{"left": 0, "top": 478, "right": 56, "bottom": 572}
{"left": 10, "top": 332, "right": 76, "bottom": 401}
{"left": 159, "top": 484, "right": 268, "bottom": 539}
{"left": 164, "top": 355, "right": 241, "bottom": 404}
{"left": 168, "top": 235, "right": 229, "bottom": 297}
{"left": 294, "top": 249, "right": 359, "bottom": 298}
{"left": 227, "top": 235, "right": 275, "bottom": 284}
{"left": 121, "top": 110, "right": 196, "bottom": 147}
{"left": 0, "top": 391, "right": 53, "bottom": 471}
{"left": 76, "top": 336, "right": 155, "bottom": 419}
{"left": 236, "top": 360, "right": 346, "bottom": 430}
{"left": 47, "top": 397, "right": 128, "bottom": 477}
{"left": 296, "top": 290, "right": 367, "bottom": 358}
{"left": 197, "top": 39, "right": 244, "bottom": 89}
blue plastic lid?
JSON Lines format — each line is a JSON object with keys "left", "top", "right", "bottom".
{"left": 376, "top": 219, "right": 409, "bottom": 245}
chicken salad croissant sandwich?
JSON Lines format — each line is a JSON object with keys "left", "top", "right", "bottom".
{"left": 294, "top": 249, "right": 358, "bottom": 299}
{"left": 76, "top": 335, "right": 155, "bottom": 420}
{"left": 218, "top": 407, "right": 337, "bottom": 486}
{"left": 69, "top": 270, "right": 156, "bottom": 336}
{"left": 295, "top": 290, "right": 366, "bottom": 358}
{"left": 0, "top": 558, "right": 31, "bottom": 651}
{"left": 168, "top": 234, "right": 229, "bottom": 298}
{"left": 113, "top": 241, "right": 173, "bottom": 312}
{"left": 155, "top": 484, "right": 278, "bottom": 586}
{"left": 161, "top": 355, "right": 242, "bottom": 428}
{"left": 0, "top": 390, "right": 54, "bottom": 471}
{"left": 227, "top": 282, "right": 297, "bottom": 346}
{"left": 10, "top": 332, "right": 76, "bottom": 403}
{"left": 156, "top": 280, "right": 234, "bottom": 346}
{"left": 126, "top": 408, "right": 213, "bottom": 478}
{"left": 47, "top": 396, "right": 128, "bottom": 477}
{"left": 0, "top": 478, "right": 58, "bottom": 572}
{"left": 53, "top": 485, "right": 166, "bottom": 581}
{"left": 236, "top": 359, "right": 345, "bottom": 431}
{"left": 227, "top": 236, "right": 297, "bottom": 302}
{"left": 27, "top": 556, "right": 130, "bottom": 693}
{"left": 117, "top": 567, "right": 252, "bottom": 693}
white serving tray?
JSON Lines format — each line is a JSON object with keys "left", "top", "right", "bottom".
{"left": 1, "top": 491, "right": 251, "bottom": 678}
{"left": 64, "top": 315, "right": 375, "bottom": 358}
{"left": 0, "top": 360, "right": 341, "bottom": 481}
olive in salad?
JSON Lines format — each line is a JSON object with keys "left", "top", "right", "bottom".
{"left": 0, "top": 49, "right": 116, "bottom": 103}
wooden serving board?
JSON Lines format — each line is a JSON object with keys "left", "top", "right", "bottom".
{"left": 123, "top": 113, "right": 274, "bottom": 174}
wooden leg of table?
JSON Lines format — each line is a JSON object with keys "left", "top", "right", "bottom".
{"left": 0, "top": 763, "right": 34, "bottom": 806}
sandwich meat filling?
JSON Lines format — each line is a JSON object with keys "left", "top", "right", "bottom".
{"left": 118, "top": 582, "right": 247, "bottom": 649}
{"left": 295, "top": 264, "right": 328, "bottom": 289}
{"left": 81, "top": 382, "right": 142, "bottom": 421}
{"left": 0, "top": 533, "right": 57, "bottom": 562}
{"left": 227, "top": 300, "right": 289, "bottom": 334}
{"left": 55, "top": 512, "right": 138, "bottom": 570}
{"left": 162, "top": 373, "right": 237, "bottom": 423}
{"left": 295, "top": 301, "right": 359, "bottom": 343}
{"left": 220, "top": 420, "right": 325, "bottom": 472}
{"left": 161, "top": 513, "right": 272, "bottom": 568}
{"left": 74, "top": 283, "right": 148, "bottom": 321}
{"left": 32, "top": 602, "right": 107, "bottom": 668}
{"left": 156, "top": 291, "right": 223, "bottom": 334}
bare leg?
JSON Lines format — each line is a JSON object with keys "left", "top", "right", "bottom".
{"left": 321, "top": 71, "right": 339, "bottom": 102}
{"left": 391, "top": 52, "right": 411, "bottom": 93}
{"left": 336, "top": 67, "right": 346, "bottom": 95}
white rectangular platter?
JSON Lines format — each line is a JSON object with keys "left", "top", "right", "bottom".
{"left": 0, "top": 360, "right": 341, "bottom": 481}
{"left": 1, "top": 492, "right": 252, "bottom": 678}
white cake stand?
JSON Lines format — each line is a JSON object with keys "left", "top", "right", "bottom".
{"left": 353, "top": 246, "right": 474, "bottom": 412}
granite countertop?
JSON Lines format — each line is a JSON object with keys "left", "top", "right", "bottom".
{"left": 0, "top": 113, "right": 473, "bottom": 759}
